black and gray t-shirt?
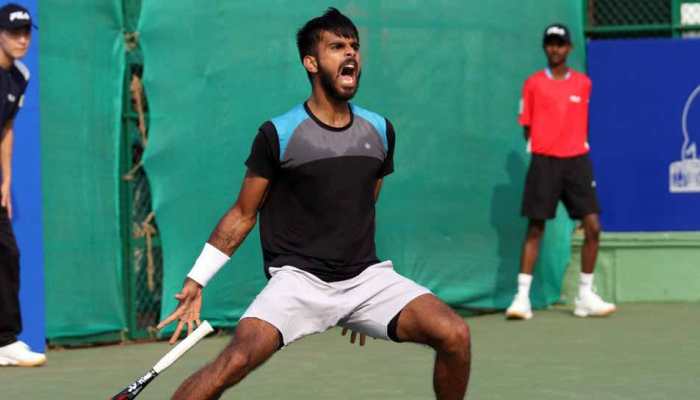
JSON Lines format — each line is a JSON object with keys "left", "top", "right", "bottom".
{"left": 245, "top": 102, "right": 395, "bottom": 282}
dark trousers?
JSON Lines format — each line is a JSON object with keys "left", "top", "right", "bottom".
{"left": 0, "top": 206, "right": 20, "bottom": 347}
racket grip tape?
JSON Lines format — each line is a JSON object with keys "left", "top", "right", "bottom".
{"left": 153, "top": 321, "right": 214, "bottom": 373}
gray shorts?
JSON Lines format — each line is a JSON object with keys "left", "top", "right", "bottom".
{"left": 240, "top": 260, "right": 431, "bottom": 346}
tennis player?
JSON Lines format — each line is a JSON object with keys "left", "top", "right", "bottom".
{"left": 158, "top": 8, "right": 471, "bottom": 400}
{"left": 506, "top": 23, "right": 616, "bottom": 320}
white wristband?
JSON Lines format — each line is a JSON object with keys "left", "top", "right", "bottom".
{"left": 186, "top": 243, "right": 230, "bottom": 287}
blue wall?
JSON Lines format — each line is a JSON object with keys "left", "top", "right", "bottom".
{"left": 588, "top": 38, "right": 700, "bottom": 231}
{"left": 12, "top": 0, "right": 44, "bottom": 352}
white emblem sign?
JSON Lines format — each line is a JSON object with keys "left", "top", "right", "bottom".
{"left": 669, "top": 84, "right": 700, "bottom": 193}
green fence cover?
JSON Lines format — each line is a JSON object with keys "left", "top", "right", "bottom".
{"left": 41, "top": 0, "right": 126, "bottom": 338}
{"left": 140, "top": 1, "right": 583, "bottom": 328}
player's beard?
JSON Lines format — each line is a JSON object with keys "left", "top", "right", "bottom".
{"left": 318, "top": 60, "right": 361, "bottom": 102}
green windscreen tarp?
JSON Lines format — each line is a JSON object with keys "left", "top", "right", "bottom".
{"left": 41, "top": 0, "right": 126, "bottom": 339}
{"left": 139, "top": 1, "right": 582, "bottom": 327}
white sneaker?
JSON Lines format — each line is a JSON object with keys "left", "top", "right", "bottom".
{"left": 574, "top": 291, "right": 616, "bottom": 318}
{"left": 0, "top": 341, "right": 47, "bottom": 367}
{"left": 505, "top": 293, "right": 533, "bottom": 320}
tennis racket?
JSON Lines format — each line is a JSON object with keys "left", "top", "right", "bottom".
{"left": 110, "top": 320, "right": 214, "bottom": 399}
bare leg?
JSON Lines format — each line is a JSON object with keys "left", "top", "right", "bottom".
{"left": 172, "top": 318, "right": 281, "bottom": 400}
{"left": 396, "top": 294, "right": 471, "bottom": 400}
{"left": 580, "top": 213, "right": 601, "bottom": 274}
{"left": 574, "top": 213, "right": 616, "bottom": 316}
{"left": 519, "top": 219, "right": 545, "bottom": 274}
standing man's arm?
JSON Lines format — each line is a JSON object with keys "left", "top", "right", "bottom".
{"left": 0, "top": 120, "right": 13, "bottom": 219}
{"left": 158, "top": 170, "right": 270, "bottom": 343}
{"left": 518, "top": 78, "right": 533, "bottom": 146}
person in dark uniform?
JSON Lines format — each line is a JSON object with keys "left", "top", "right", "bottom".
{"left": 158, "top": 8, "right": 471, "bottom": 400}
{"left": 0, "top": 3, "right": 45, "bottom": 367}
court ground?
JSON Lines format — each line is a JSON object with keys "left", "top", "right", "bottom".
{"left": 2, "top": 303, "right": 697, "bottom": 399}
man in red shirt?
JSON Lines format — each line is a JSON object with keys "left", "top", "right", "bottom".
{"left": 506, "top": 23, "right": 616, "bottom": 320}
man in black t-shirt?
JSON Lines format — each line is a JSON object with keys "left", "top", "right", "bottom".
{"left": 158, "top": 8, "right": 471, "bottom": 400}
{"left": 0, "top": 3, "right": 45, "bottom": 367}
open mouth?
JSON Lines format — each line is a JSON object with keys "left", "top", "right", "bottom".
{"left": 338, "top": 62, "right": 357, "bottom": 87}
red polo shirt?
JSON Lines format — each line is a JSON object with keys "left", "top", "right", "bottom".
{"left": 518, "top": 68, "right": 592, "bottom": 157}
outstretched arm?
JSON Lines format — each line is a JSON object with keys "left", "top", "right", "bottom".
{"left": 158, "top": 169, "right": 270, "bottom": 343}
{"left": 207, "top": 170, "right": 270, "bottom": 255}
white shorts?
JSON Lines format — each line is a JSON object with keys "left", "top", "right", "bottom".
{"left": 240, "top": 260, "right": 431, "bottom": 346}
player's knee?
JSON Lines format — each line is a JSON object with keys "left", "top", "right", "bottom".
{"left": 227, "top": 350, "right": 252, "bottom": 373}
{"left": 526, "top": 223, "right": 545, "bottom": 240}
{"left": 585, "top": 222, "right": 601, "bottom": 241}
{"left": 434, "top": 317, "right": 470, "bottom": 357}
{"left": 448, "top": 320, "right": 471, "bottom": 356}
{"left": 217, "top": 349, "right": 252, "bottom": 385}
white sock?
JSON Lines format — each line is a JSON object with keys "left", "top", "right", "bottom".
{"left": 517, "top": 273, "right": 532, "bottom": 296}
{"left": 579, "top": 272, "right": 594, "bottom": 296}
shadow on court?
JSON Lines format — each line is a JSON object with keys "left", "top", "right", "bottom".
{"left": 490, "top": 151, "right": 527, "bottom": 309}
{"left": 1, "top": 303, "right": 698, "bottom": 399}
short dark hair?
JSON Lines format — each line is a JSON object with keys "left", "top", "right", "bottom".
{"left": 296, "top": 7, "right": 359, "bottom": 61}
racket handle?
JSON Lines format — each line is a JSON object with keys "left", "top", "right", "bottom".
{"left": 153, "top": 321, "right": 214, "bottom": 373}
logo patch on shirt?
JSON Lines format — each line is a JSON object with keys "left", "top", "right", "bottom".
{"left": 7, "top": 94, "right": 15, "bottom": 102}
{"left": 569, "top": 95, "right": 581, "bottom": 103}
{"left": 364, "top": 142, "right": 371, "bottom": 150}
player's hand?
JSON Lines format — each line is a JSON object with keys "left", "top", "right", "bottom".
{"left": 1, "top": 181, "right": 12, "bottom": 219}
{"left": 341, "top": 327, "right": 368, "bottom": 346}
{"left": 157, "top": 278, "right": 203, "bottom": 344}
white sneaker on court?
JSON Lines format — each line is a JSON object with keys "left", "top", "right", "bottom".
{"left": 0, "top": 341, "right": 47, "bottom": 367}
{"left": 505, "top": 293, "right": 533, "bottom": 320}
{"left": 574, "top": 291, "right": 616, "bottom": 318}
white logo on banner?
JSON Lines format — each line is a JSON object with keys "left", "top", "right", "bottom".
{"left": 669, "top": 84, "right": 700, "bottom": 193}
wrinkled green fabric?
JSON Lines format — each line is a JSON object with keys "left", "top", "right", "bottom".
{"left": 139, "top": 1, "right": 583, "bottom": 328}
{"left": 42, "top": 0, "right": 126, "bottom": 338}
